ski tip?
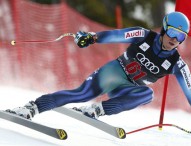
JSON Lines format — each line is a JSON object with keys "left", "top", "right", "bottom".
{"left": 116, "top": 128, "right": 126, "bottom": 139}
{"left": 56, "top": 129, "right": 68, "bottom": 140}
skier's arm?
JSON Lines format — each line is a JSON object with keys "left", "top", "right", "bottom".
{"left": 75, "top": 27, "right": 150, "bottom": 48}
{"left": 96, "top": 27, "right": 149, "bottom": 43}
{"left": 172, "top": 57, "right": 191, "bottom": 105}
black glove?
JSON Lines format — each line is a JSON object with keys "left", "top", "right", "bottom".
{"left": 74, "top": 31, "right": 97, "bottom": 48}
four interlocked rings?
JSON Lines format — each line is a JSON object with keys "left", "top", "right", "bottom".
{"left": 136, "top": 53, "right": 159, "bottom": 74}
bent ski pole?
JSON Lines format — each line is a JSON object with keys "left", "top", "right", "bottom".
{"left": 11, "top": 33, "right": 76, "bottom": 46}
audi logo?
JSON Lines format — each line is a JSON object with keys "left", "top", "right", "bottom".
{"left": 136, "top": 53, "right": 159, "bottom": 74}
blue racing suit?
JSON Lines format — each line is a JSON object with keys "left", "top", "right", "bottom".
{"left": 35, "top": 27, "right": 191, "bottom": 115}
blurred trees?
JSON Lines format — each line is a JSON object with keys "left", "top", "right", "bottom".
{"left": 31, "top": 0, "right": 61, "bottom": 4}
{"left": 31, "top": 0, "right": 176, "bottom": 29}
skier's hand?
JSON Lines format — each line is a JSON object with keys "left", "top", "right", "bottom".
{"left": 75, "top": 31, "right": 97, "bottom": 48}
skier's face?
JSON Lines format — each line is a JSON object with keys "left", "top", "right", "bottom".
{"left": 161, "top": 34, "right": 180, "bottom": 51}
{"left": 161, "top": 26, "right": 188, "bottom": 51}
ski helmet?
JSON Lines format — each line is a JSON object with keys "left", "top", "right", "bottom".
{"left": 162, "top": 11, "right": 190, "bottom": 34}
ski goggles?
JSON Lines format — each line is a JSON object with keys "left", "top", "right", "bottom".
{"left": 166, "top": 26, "right": 188, "bottom": 42}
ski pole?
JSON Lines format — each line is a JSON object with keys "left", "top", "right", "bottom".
{"left": 11, "top": 33, "right": 76, "bottom": 46}
{"left": 126, "top": 123, "right": 191, "bottom": 135}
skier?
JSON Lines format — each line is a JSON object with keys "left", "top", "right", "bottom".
{"left": 6, "top": 12, "right": 191, "bottom": 120}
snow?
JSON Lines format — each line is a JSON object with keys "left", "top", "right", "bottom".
{"left": 0, "top": 86, "right": 191, "bottom": 146}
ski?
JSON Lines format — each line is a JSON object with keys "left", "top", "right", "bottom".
{"left": 54, "top": 107, "right": 126, "bottom": 139}
{"left": 0, "top": 110, "right": 67, "bottom": 140}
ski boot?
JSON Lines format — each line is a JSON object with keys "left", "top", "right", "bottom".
{"left": 73, "top": 102, "right": 105, "bottom": 119}
{"left": 5, "top": 101, "right": 39, "bottom": 120}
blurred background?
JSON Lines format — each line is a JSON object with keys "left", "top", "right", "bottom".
{"left": 0, "top": 0, "right": 190, "bottom": 111}
{"left": 32, "top": 0, "right": 175, "bottom": 28}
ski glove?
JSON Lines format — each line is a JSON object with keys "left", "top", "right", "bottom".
{"left": 75, "top": 31, "right": 97, "bottom": 48}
